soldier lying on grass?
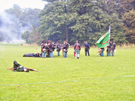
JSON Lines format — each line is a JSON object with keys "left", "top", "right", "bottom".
{"left": 7, "top": 61, "right": 38, "bottom": 72}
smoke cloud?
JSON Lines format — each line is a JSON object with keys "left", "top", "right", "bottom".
{"left": 0, "top": 12, "right": 30, "bottom": 44}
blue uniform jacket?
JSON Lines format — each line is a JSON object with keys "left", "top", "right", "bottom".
{"left": 49, "top": 44, "right": 53, "bottom": 51}
{"left": 84, "top": 43, "right": 90, "bottom": 50}
{"left": 57, "top": 44, "right": 61, "bottom": 51}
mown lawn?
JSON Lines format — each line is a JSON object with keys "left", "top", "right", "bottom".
{"left": 0, "top": 44, "right": 135, "bottom": 101}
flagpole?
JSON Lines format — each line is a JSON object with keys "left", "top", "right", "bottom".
{"left": 109, "top": 25, "right": 111, "bottom": 41}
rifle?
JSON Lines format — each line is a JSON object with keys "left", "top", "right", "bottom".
{"left": 7, "top": 67, "right": 13, "bottom": 70}
{"left": 7, "top": 67, "right": 39, "bottom": 72}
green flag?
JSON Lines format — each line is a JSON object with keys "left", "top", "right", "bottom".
{"left": 96, "top": 29, "right": 110, "bottom": 48}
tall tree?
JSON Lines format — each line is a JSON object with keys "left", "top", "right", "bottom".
{"left": 38, "top": 0, "right": 127, "bottom": 45}
{"left": 115, "top": 0, "right": 135, "bottom": 18}
{"left": 122, "top": 9, "right": 135, "bottom": 43}
{"left": 69, "top": 0, "right": 126, "bottom": 44}
{"left": 114, "top": 0, "right": 135, "bottom": 43}
{"left": 38, "top": 1, "right": 74, "bottom": 42}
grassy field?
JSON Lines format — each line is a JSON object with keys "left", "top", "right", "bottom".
{"left": 0, "top": 44, "right": 135, "bottom": 101}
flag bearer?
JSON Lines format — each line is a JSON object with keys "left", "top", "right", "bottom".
{"left": 107, "top": 43, "right": 111, "bottom": 56}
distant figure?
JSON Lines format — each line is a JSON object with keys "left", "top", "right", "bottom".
{"left": 46, "top": 41, "right": 50, "bottom": 57}
{"left": 84, "top": 41, "right": 90, "bottom": 56}
{"left": 100, "top": 48, "right": 104, "bottom": 57}
{"left": 23, "top": 53, "right": 34, "bottom": 57}
{"left": 74, "top": 40, "right": 81, "bottom": 59}
{"left": 109, "top": 41, "right": 112, "bottom": 46}
{"left": 56, "top": 41, "right": 61, "bottom": 56}
{"left": 42, "top": 42, "right": 47, "bottom": 58}
{"left": 23, "top": 53, "right": 41, "bottom": 57}
{"left": 49, "top": 41, "right": 53, "bottom": 58}
{"left": 112, "top": 42, "right": 116, "bottom": 56}
{"left": 7, "top": 61, "right": 38, "bottom": 72}
{"left": 52, "top": 42, "right": 56, "bottom": 51}
{"left": 109, "top": 41, "right": 113, "bottom": 55}
{"left": 62, "top": 41, "right": 69, "bottom": 58}
{"left": 107, "top": 43, "right": 111, "bottom": 56}
{"left": 41, "top": 41, "right": 44, "bottom": 56}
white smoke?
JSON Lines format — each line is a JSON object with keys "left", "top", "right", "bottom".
{"left": 0, "top": 12, "right": 30, "bottom": 44}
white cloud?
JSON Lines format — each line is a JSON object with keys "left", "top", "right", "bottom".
{"left": 0, "top": 0, "right": 48, "bottom": 12}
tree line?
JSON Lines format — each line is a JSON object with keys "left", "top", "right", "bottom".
{"left": 0, "top": 4, "right": 41, "bottom": 42}
{"left": 37, "top": 0, "right": 135, "bottom": 45}
{"left": 1, "top": 0, "right": 135, "bottom": 46}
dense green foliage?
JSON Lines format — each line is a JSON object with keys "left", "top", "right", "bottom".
{"left": 118, "top": 0, "right": 135, "bottom": 43}
{"left": 122, "top": 9, "right": 135, "bottom": 43}
{"left": 107, "top": 0, "right": 135, "bottom": 43}
{"left": 38, "top": 1, "right": 71, "bottom": 43}
{"left": 0, "top": 44, "right": 135, "bottom": 100}
{"left": 1, "top": 0, "right": 135, "bottom": 45}
{"left": 38, "top": 0, "right": 129, "bottom": 45}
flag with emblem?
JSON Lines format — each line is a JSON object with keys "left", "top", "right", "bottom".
{"left": 96, "top": 27, "right": 111, "bottom": 48}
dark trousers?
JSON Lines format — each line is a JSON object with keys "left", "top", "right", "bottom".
{"left": 85, "top": 50, "right": 90, "bottom": 56}
{"left": 107, "top": 48, "right": 111, "bottom": 56}
{"left": 112, "top": 50, "right": 115, "bottom": 56}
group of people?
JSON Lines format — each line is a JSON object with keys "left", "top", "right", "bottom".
{"left": 7, "top": 41, "right": 116, "bottom": 72}
{"left": 99, "top": 41, "right": 116, "bottom": 57}
{"left": 74, "top": 41, "right": 90, "bottom": 59}
{"left": 40, "top": 40, "right": 90, "bottom": 59}
{"left": 41, "top": 40, "right": 69, "bottom": 58}
{"left": 23, "top": 40, "right": 115, "bottom": 59}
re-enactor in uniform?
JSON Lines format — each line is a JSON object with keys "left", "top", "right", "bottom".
{"left": 84, "top": 41, "right": 90, "bottom": 56}
{"left": 56, "top": 41, "right": 61, "bottom": 56}
{"left": 112, "top": 42, "right": 116, "bottom": 56}
{"left": 74, "top": 40, "right": 81, "bottom": 59}
{"left": 7, "top": 61, "right": 38, "bottom": 72}
{"left": 62, "top": 41, "right": 69, "bottom": 58}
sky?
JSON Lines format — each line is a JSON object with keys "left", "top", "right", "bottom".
{"left": 0, "top": 0, "right": 48, "bottom": 12}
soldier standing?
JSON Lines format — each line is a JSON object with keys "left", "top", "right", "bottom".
{"left": 112, "top": 42, "right": 116, "bottom": 56}
{"left": 107, "top": 43, "right": 111, "bottom": 56}
{"left": 62, "top": 41, "right": 69, "bottom": 58}
{"left": 84, "top": 41, "right": 90, "bottom": 56}
{"left": 56, "top": 41, "right": 61, "bottom": 56}
{"left": 74, "top": 40, "right": 81, "bottom": 59}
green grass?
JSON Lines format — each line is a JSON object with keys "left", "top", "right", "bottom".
{"left": 0, "top": 44, "right": 135, "bottom": 101}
